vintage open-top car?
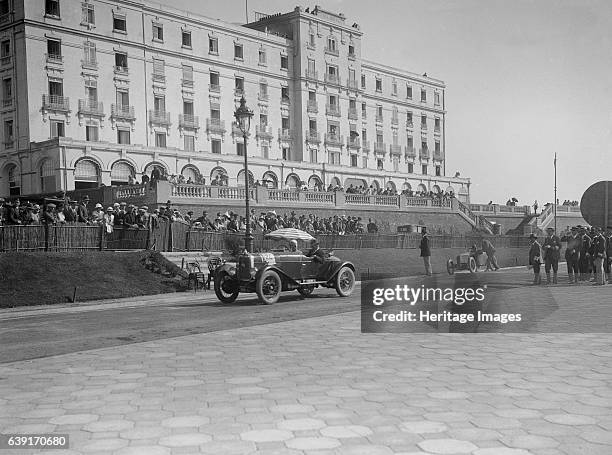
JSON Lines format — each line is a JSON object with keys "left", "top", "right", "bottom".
{"left": 447, "top": 247, "right": 486, "bottom": 274}
{"left": 213, "top": 229, "right": 356, "bottom": 304}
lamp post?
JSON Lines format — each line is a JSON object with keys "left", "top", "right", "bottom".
{"left": 234, "top": 96, "right": 254, "bottom": 252}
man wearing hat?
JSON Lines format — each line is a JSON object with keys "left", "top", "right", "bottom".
{"left": 565, "top": 226, "right": 581, "bottom": 284}
{"left": 5, "top": 200, "right": 20, "bottom": 224}
{"left": 114, "top": 202, "right": 127, "bottom": 226}
{"left": 419, "top": 226, "right": 432, "bottom": 276}
{"left": 77, "top": 196, "right": 89, "bottom": 223}
{"left": 528, "top": 233, "right": 543, "bottom": 285}
{"left": 579, "top": 226, "right": 592, "bottom": 281}
{"left": 124, "top": 204, "right": 137, "bottom": 227}
{"left": 42, "top": 203, "right": 57, "bottom": 225}
{"left": 543, "top": 227, "right": 561, "bottom": 284}
{"left": 136, "top": 206, "right": 149, "bottom": 229}
{"left": 592, "top": 227, "right": 607, "bottom": 285}
{"left": 605, "top": 226, "right": 612, "bottom": 283}
{"left": 64, "top": 200, "right": 78, "bottom": 223}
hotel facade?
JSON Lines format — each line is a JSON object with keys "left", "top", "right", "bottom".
{"left": 0, "top": 0, "right": 471, "bottom": 201}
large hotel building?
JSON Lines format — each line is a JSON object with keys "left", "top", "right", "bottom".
{"left": 0, "top": 0, "right": 470, "bottom": 201}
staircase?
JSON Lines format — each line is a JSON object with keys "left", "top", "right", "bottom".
{"left": 506, "top": 214, "right": 538, "bottom": 235}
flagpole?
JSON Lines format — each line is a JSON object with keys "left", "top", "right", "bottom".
{"left": 554, "top": 153, "right": 557, "bottom": 232}
{"left": 245, "top": 0, "right": 249, "bottom": 22}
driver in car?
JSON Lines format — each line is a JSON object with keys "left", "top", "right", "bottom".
{"left": 306, "top": 240, "right": 327, "bottom": 263}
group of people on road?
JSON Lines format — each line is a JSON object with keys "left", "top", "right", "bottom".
{"left": 528, "top": 225, "right": 612, "bottom": 285}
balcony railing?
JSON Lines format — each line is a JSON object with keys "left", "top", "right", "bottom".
{"left": 305, "top": 69, "right": 318, "bottom": 80}
{"left": 78, "top": 99, "right": 104, "bottom": 116}
{"left": 325, "top": 133, "right": 343, "bottom": 147}
{"left": 179, "top": 114, "right": 200, "bottom": 129}
{"left": 362, "top": 140, "right": 371, "bottom": 153}
{"left": 114, "top": 65, "right": 129, "bottom": 75}
{"left": 324, "top": 73, "right": 340, "bottom": 85}
{"left": 0, "top": 55, "right": 11, "bottom": 66}
{"left": 152, "top": 73, "right": 166, "bottom": 83}
{"left": 326, "top": 103, "right": 341, "bottom": 117}
{"left": 421, "top": 122, "right": 428, "bottom": 131}
{"left": 390, "top": 144, "right": 402, "bottom": 155}
{"left": 278, "top": 128, "right": 293, "bottom": 141}
{"left": 182, "top": 78, "right": 194, "bottom": 88}
{"left": 406, "top": 120, "right": 414, "bottom": 129}
{"left": 375, "top": 114, "right": 383, "bottom": 123}
{"left": 405, "top": 146, "right": 416, "bottom": 159}
{"left": 42, "top": 94, "right": 70, "bottom": 111}
{"left": 434, "top": 125, "right": 441, "bottom": 133}
{"left": 420, "top": 148, "right": 430, "bottom": 159}
{"left": 347, "top": 136, "right": 360, "bottom": 149}
{"left": 374, "top": 142, "right": 386, "bottom": 154}
{"left": 348, "top": 107, "right": 358, "bottom": 120}
{"left": 433, "top": 150, "right": 443, "bottom": 160}
{"left": 2, "top": 98, "right": 12, "bottom": 108}
{"left": 307, "top": 100, "right": 318, "bottom": 113}
{"left": 4, "top": 140, "right": 14, "bottom": 148}
{"left": 256, "top": 124, "right": 274, "bottom": 139}
{"left": 281, "top": 96, "right": 290, "bottom": 105}
{"left": 305, "top": 129, "right": 320, "bottom": 144}
{"left": 347, "top": 79, "right": 358, "bottom": 90}
{"left": 324, "top": 46, "right": 339, "bottom": 57}
{"left": 46, "top": 53, "right": 63, "bottom": 64}
{"left": 81, "top": 58, "right": 97, "bottom": 69}
{"left": 258, "top": 92, "right": 269, "bottom": 102}
{"left": 206, "top": 118, "right": 226, "bottom": 134}
{"left": 234, "top": 88, "right": 244, "bottom": 97}
{"left": 209, "top": 83, "right": 220, "bottom": 93}
{"left": 111, "top": 104, "right": 135, "bottom": 120}
{"left": 149, "top": 110, "right": 171, "bottom": 126}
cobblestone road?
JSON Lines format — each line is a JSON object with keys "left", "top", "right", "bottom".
{"left": 1, "top": 280, "right": 612, "bottom": 454}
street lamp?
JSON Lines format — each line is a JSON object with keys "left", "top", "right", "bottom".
{"left": 234, "top": 96, "right": 254, "bottom": 252}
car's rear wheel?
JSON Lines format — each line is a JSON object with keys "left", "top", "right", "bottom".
{"left": 335, "top": 266, "right": 355, "bottom": 297}
{"left": 214, "top": 271, "right": 239, "bottom": 303}
{"left": 297, "top": 285, "right": 315, "bottom": 297}
{"left": 256, "top": 270, "right": 282, "bottom": 304}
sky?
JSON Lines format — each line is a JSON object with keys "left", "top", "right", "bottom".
{"left": 171, "top": 0, "right": 612, "bottom": 206}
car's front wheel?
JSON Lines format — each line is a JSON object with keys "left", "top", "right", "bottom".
{"left": 335, "top": 266, "right": 355, "bottom": 297}
{"left": 256, "top": 270, "right": 282, "bottom": 304}
{"left": 214, "top": 271, "right": 239, "bottom": 303}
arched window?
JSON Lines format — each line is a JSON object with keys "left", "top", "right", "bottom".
{"left": 74, "top": 159, "right": 100, "bottom": 189}
{"left": 417, "top": 183, "right": 428, "bottom": 194}
{"left": 144, "top": 162, "right": 167, "bottom": 178}
{"left": 445, "top": 185, "right": 455, "bottom": 194}
{"left": 236, "top": 169, "right": 254, "bottom": 187}
{"left": 39, "top": 159, "right": 55, "bottom": 193}
{"left": 7, "top": 164, "right": 20, "bottom": 196}
{"left": 181, "top": 166, "right": 199, "bottom": 183}
{"left": 403, "top": 182, "right": 412, "bottom": 191}
{"left": 111, "top": 161, "right": 134, "bottom": 186}
{"left": 285, "top": 174, "right": 300, "bottom": 189}
{"left": 386, "top": 181, "right": 397, "bottom": 191}
{"left": 370, "top": 180, "right": 380, "bottom": 190}
{"left": 210, "top": 166, "right": 228, "bottom": 186}
{"left": 308, "top": 175, "right": 323, "bottom": 190}
{"left": 330, "top": 176, "right": 341, "bottom": 187}
{"left": 262, "top": 171, "right": 278, "bottom": 189}
{"left": 432, "top": 184, "right": 441, "bottom": 194}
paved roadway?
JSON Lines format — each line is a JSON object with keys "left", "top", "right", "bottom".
{"left": 1, "top": 267, "right": 612, "bottom": 454}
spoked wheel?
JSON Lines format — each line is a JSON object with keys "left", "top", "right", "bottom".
{"left": 447, "top": 259, "right": 455, "bottom": 275}
{"left": 256, "top": 270, "right": 282, "bottom": 304}
{"left": 297, "top": 285, "right": 315, "bottom": 297}
{"left": 468, "top": 256, "right": 477, "bottom": 273}
{"left": 214, "top": 271, "right": 239, "bottom": 303}
{"left": 335, "top": 266, "right": 355, "bottom": 297}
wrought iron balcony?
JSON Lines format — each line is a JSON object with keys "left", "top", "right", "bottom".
{"left": 326, "top": 103, "right": 341, "bottom": 117}
{"left": 420, "top": 147, "right": 430, "bottom": 159}
{"left": 81, "top": 58, "right": 97, "bottom": 70}
{"left": 278, "top": 128, "right": 293, "bottom": 141}
{"left": 348, "top": 107, "right": 358, "bottom": 120}
{"left": 362, "top": 140, "right": 371, "bottom": 153}
{"left": 307, "top": 100, "right": 318, "bottom": 113}
{"left": 390, "top": 144, "right": 402, "bottom": 155}
{"left": 46, "top": 53, "right": 63, "bottom": 64}
{"left": 434, "top": 125, "right": 441, "bottom": 133}
{"left": 421, "top": 122, "right": 428, "bottom": 131}
{"left": 179, "top": 114, "right": 200, "bottom": 129}
{"left": 256, "top": 124, "right": 274, "bottom": 140}
{"left": 305, "top": 129, "right": 320, "bottom": 144}
{"left": 111, "top": 104, "right": 135, "bottom": 120}
{"left": 305, "top": 69, "right": 318, "bottom": 80}
{"left": 375, "top": 114, "right": 383, "bottom": 124}
{"left": 152, "top": 73, "right": 166, "bottom": 83}
{"left": 234, "top": 88, "right": 244, "bottom": 97}
{"left": 347, "top": 136, "right": 360, "bottom": 149}
{"left": 0, "top": 55, "right": 11, "bottom": 66}
{"left": 405, "top": 146, "right": 416, "bottom": 159}
{"left": 347, "top": 79, "right": 358, "bottom": 90}
{"left": 374, "top": 142, "right": 386, "bottom": 154}
{"left": 258, "top": 92, "right": 269, "bottom": 102}
{"left": 42, "top": 94, "right": 70, "bottom": 112}
{"left": 78, "top": 99, "right": 104, "bottom": 116}
{"left": 182, "top": 78, "right": 194, "bottom": 88}
{"left": 433, "top": 150, "right": 443, "bottom": 160}
{"left": 114, "top": 65, "right": 129, "bottom": 76}
{"left": 281, "top": 96, "right": 290, "bottom": 105}
{"left": 325, "top": 132, "right": 343, "bottom": 147}
{"left": 149, "top": 109, "right": 171, "bottom": 126}
{"left": 406, "top": 120, "right": 414, "bottom": 129}
{"left": 209, "top": 83, "right": 220, "bottom": 93}
{"left": 324, "top": 46, "right": 339, "bottom": 57}
{"left": 324, "top": 73, "right": 340, "bottom": 85}
{"left": 206, "top": 118, "right": 226, "bottom": 134}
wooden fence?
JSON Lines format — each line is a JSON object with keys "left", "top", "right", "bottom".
{"left": 0, "top": 223, "right": 533, "bottom": 253}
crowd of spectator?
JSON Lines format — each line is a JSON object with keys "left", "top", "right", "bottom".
{"left": 0, "top": 195, "right": 381, "bottom": 237}
{"left": 562, "top": 200, "right": 579, "bottom": 206}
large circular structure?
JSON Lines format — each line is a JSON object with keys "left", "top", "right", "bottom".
{"left": 580, "top": 181, "right": 612, "bottom": 228}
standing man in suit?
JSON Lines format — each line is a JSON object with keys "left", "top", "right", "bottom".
{"left": 528, "top": 233, "right": 543, "bottom": 285}
{"left": 481, "top": 238, "right": 500, "bottom": 271}
{"left": 605, "top": 226, "right": 612, "bottom": 284}
{"left": 579, "top": 226, "right": 592, "bottom": 281}
{"left": 592, "top": 227, "right": 607, "bottom": 285}
{"left": 543, "top": 227, "right": 561, "bottom": 284}
{"left": 77, "top": 196, "right": 90, "bottom": 224}
{"left": 565, "top": 226, "right": 581, "bottom": 284}
{"left": 420, "top": 227, "right": 432, "bottom": 276}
